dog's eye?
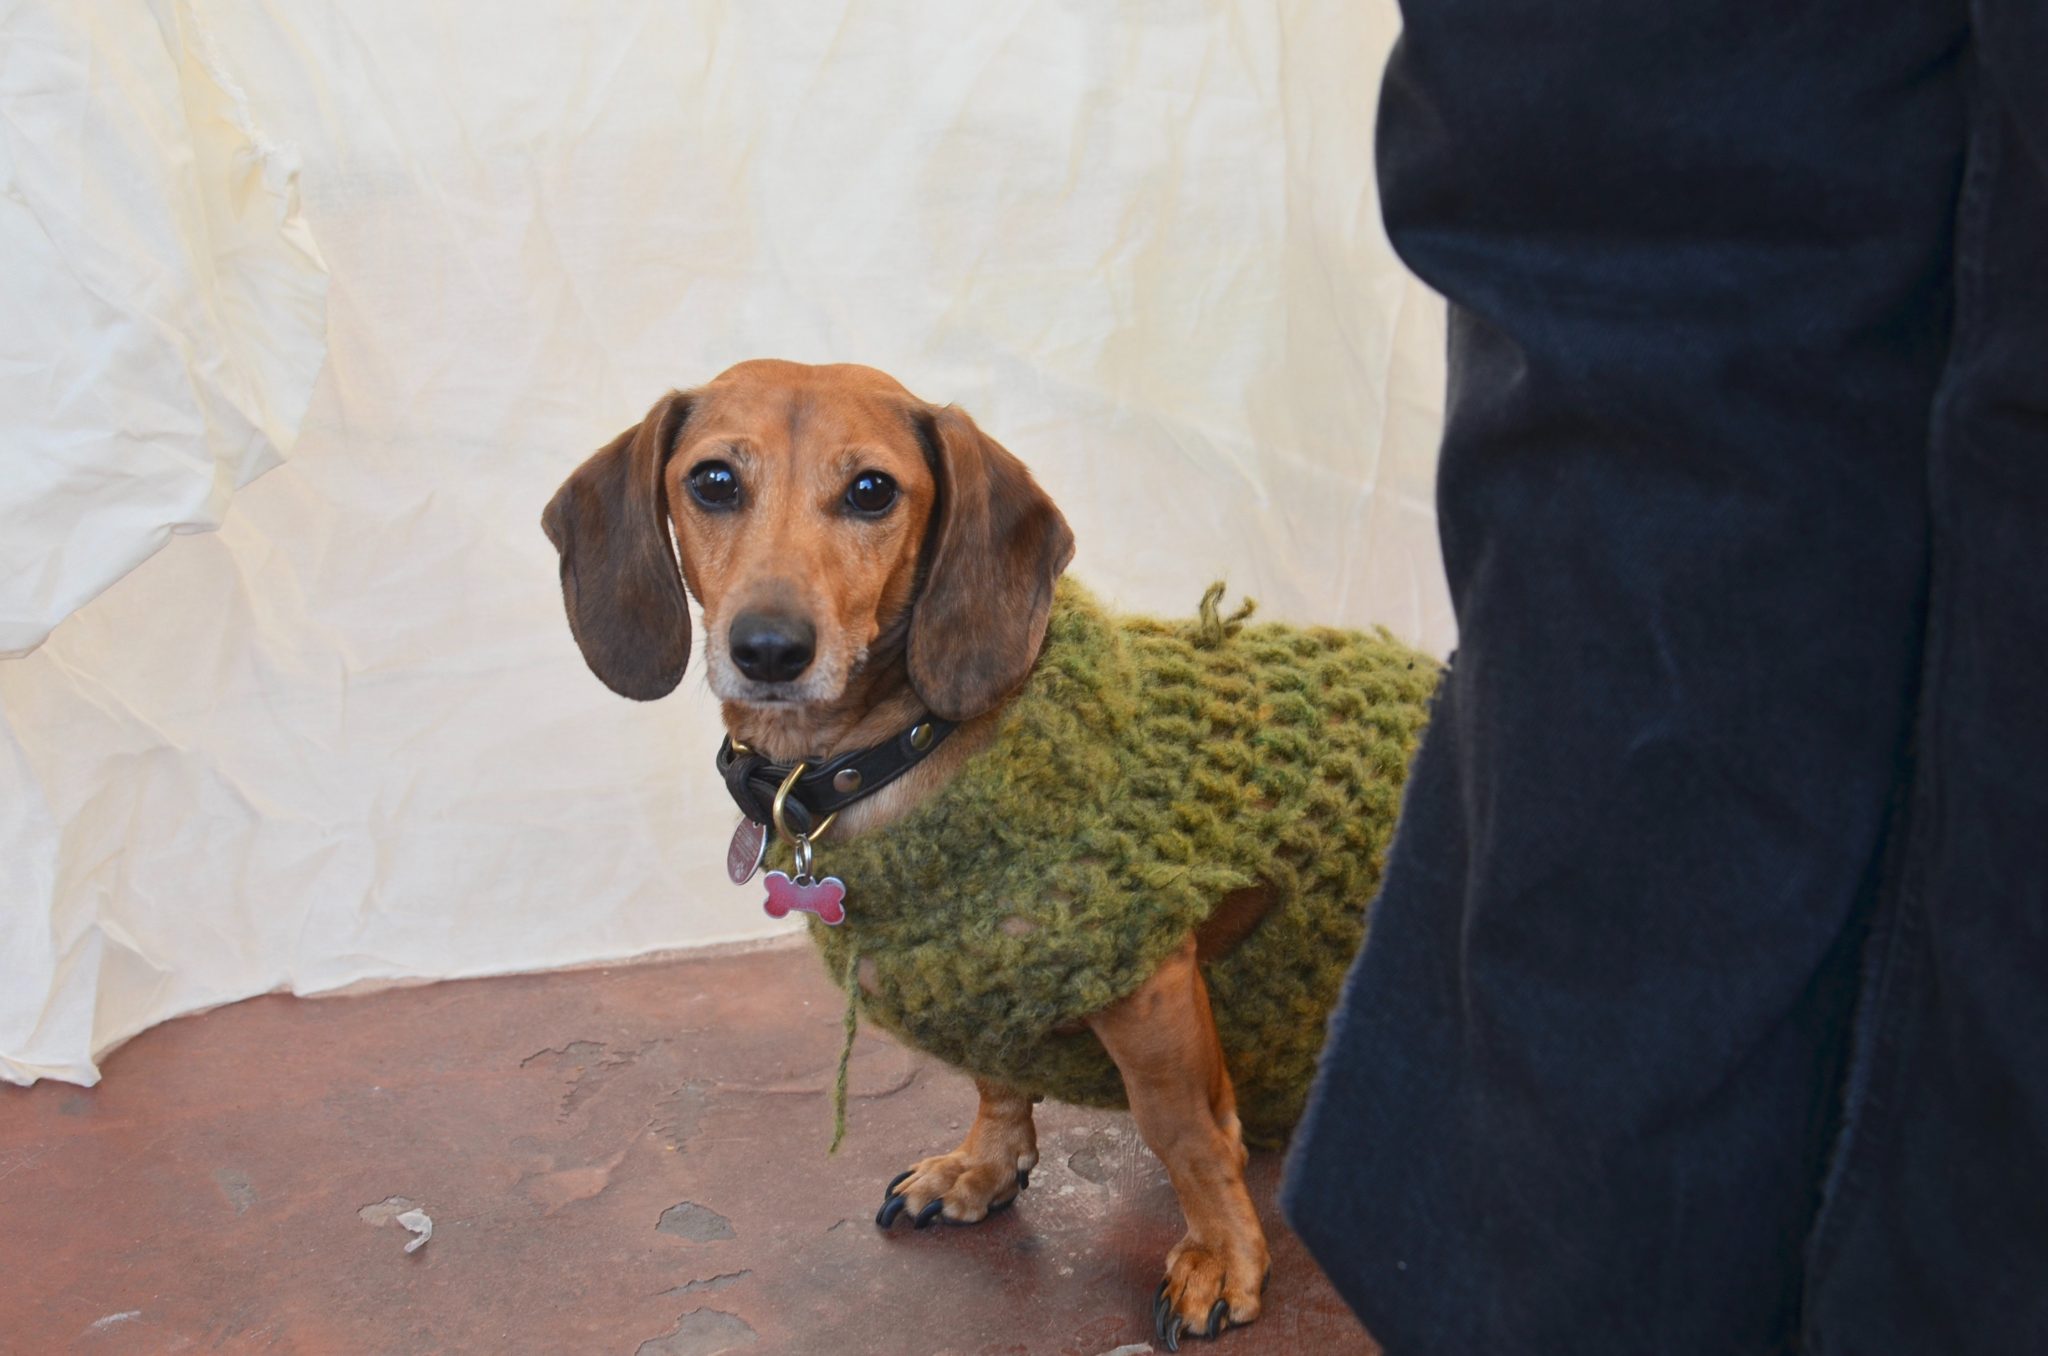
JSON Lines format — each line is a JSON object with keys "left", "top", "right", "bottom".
{"left": 687, "top": 461, "right": 740, "bottom": 509}
{"left": 845, "top": 471, "right": 898, "bottom": 516}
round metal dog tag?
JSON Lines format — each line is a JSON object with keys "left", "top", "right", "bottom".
{"left": 727, "top": 818, "right": 769, "bottom": 886}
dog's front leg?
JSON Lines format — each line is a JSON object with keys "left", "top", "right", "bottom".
{"left": 876, "top": 1077, "right": 1038, "bottom": 1228}
{"left": 1090, "top": 935, "right": 1268, "bottom": 1348}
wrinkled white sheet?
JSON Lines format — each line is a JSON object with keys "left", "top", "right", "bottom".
{"left": 0, "top": 0, "right": 328, "bottom": 658}
{"left": 0, "top": 0, "right": 1448, "bottom": 1086}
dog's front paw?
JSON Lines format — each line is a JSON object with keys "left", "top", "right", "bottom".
{"left": 1152, "top": 1235, "right": 1269, "bottom": 1350}
{"left": 875, "top": 1148, "right": 1035, "bottom": 1228}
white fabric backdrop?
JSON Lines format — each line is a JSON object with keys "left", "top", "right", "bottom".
{"left": 0, "top": 0, "right": 329, "bottom": 656}
{"left": 0, "top": 0, "right": 1449, "bottom": 1086}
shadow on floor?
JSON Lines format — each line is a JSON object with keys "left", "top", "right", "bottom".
{"left": 0, "top": 938, "right": 1375, "bottom": 1355}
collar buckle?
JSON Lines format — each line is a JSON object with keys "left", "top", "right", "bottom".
{"left": 716, "top": 714, "right": 958, "bottom": 837}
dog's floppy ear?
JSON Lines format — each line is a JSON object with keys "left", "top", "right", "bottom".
{"left": 908, "top": 404, "right": 1075, "bottom": 721}
{"left": 541, "top": 391, "right": 694, "bottom": 701}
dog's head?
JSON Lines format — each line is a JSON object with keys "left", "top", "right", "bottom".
{"left": 541, "top": 360, "right": 1074, "bottom": 724}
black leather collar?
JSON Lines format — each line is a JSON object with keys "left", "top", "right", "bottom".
{"left": 716, "top": 716, "right": 958, "bottom": 838}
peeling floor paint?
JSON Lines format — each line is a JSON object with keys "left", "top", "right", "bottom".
{"left": 633, "top": 1307, "right": 758, "bottom": 1356}
{"left": 356, "top": 1196, "right": 420, "bottom": 1227}
{"left": 656, "top": 1202, "right": 736, "bottom": 1242}
{"left": 657, "top": 1270, "right": 750, "bottom": 1298}
{"left": 213, "top": 1167, "right": 256, "bottom": 1214}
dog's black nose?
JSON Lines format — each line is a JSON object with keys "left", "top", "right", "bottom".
{"left": 728, "top": 612, "right": 817, "bottom": 683}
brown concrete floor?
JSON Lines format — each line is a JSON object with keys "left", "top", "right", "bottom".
{"left": 0, "top": 938, "right": 1375, "bottom": 1355}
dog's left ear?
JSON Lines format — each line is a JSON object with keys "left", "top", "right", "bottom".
{"left": 908, "top": 404, "right": 1076, "bottom": 721}
{"left": 541, "top": 391, "right": 694, "bottom": 701}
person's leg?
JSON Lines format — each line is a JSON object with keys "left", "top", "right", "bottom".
{"left": 1801, "top": 7, "right": 2048, "bottom": 1350}
{"left": 1282, "top": 1, "right": 1968, "bottom": 1351}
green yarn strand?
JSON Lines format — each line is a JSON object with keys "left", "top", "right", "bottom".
{"left": 829, "top": 945, "right": 859, "bottom": 1155}
{"left": 1194, "top": 580, "right": 1257, "bottom": 648}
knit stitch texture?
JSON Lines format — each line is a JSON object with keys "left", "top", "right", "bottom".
{"left": 796, "top": 579, "right": 1439, "bottom": 1147}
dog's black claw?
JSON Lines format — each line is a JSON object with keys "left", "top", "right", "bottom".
{"left": 1207, "top": 1299, "right": 1229, "bottom": 1338}
{"left": 884, "top": 1169, "right": 914, "bottom": 1198}
{"left": 913, "top": 1198, "right": 945, "bottom": 1229}
{"left": 1015, "top": 1167, "right": 1030, "bottom": 1191}
{"left": 876, "top": 1194, "right": 908, "bottom": 1228}
{"left": 1166, "top": 1315, "right": 1185, "bottom": 1352}
{"left": 1152, "top": 1281, "right": 1172, "bottom": 1339}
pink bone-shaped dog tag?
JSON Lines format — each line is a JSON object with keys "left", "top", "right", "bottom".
{"left": 762, "top": 870, "right": 847, "bottom": 926}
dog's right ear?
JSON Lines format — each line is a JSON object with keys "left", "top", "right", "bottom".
{"left": 541, "top": 392, "right": 694, "bottom": 701}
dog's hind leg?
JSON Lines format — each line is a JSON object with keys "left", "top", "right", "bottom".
{"left": 1090, "top": 935, "right": 1268, "bottom": 1349}
{"left": 875, "top": 1077, "right": 1038, "bottom": 1228}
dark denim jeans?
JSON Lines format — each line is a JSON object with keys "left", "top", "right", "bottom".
{"left": 1281, "top": 2, "right": 2047, "bottom": 1352}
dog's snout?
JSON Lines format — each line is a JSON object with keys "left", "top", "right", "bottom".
{"left": 729, "top": 611, "right": 817, "bottom": 683}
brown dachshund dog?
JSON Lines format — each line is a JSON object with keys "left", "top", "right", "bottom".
{"left": 545, "top": 359, "right": 1275, "bottom": 1345}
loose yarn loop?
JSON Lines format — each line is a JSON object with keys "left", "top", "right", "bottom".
{"left": 1194, "top": 580, "right": 1257, "bottom": 648}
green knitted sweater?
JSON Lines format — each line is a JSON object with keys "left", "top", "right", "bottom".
{"left": 795, "top": 579, "right": 1439, "bottom": 1147}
